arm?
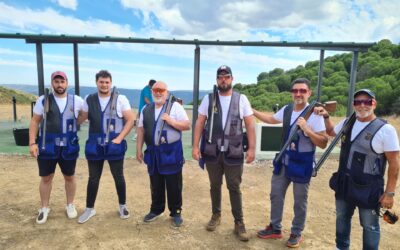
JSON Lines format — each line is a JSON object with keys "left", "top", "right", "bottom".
{"left": 192, "top": 114, "right": 207, "bottom": 161}
{"left": 144, "top": 96, "right": 151, "bottom": 104}
{"left": 297, "top": 117, "right": 328, "bottom": 149}
{"left": 313, "top": 106, "right": 336, "bottom": 136}
{"left": 77, "top": 111, "right": 88, "bottom": 125}
{"left": 161, "top": 113, "right": 190, "bottom": 131}
{"left": 136, "top": 126, "right": 145, "bottom": 163}
{"left": 112, "top": 109, "right": 135, "bottom": 144}
{"left": 243, "top": 115, "right": 256, "bottom": 163}
{"left": 252, "top": 108, "right": 281, "bottom": 124}
{"left": 29, "top": 114, "right": 42, "bottom": 158}
{"left": 379, "top": 151, "right": 399, "bottom": 209}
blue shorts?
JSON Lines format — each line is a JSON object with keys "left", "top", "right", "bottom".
{"left": 37, "top": 158, "right": 77, "bottom": 177}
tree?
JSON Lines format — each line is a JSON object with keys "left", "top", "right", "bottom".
{"left": 257, "top": 72, "right": 269, "bottom": 82}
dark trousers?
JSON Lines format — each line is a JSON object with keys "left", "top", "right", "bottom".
{"left": 86, "top": 159, "right": 126, "bottom": 208}
{"left": 149, "top": 170, "right": 182, "bottom": 217}
{"left": 206, "top": 154, "right": 244, "bottom": 223}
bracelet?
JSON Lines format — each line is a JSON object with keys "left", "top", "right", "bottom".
{"left": 323, "top": 115, "right": 329, "bottom": 119}
{"left": 29, "top": 143, "right": 37, "bottom": 146}
{"left": 385, "top": 192, "right": 395, "bottom": 197}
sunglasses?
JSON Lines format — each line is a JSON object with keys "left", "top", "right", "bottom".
{"left": 217, "top": 74, "right": 231, "bottom": 80}
{"left": 291, "top": 88, "right": 308, "bottom": 94}
{"left": 152, "top": 88, "right": 166, "bottom": 94}
{"left": 353, "top": 99, "right": 373, "bottom": 106}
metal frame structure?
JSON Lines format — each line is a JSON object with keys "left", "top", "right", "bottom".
{"left": 0, "top": 33, "right": 374, "bottom": 136}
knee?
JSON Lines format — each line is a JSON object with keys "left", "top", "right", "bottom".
{"left": 41, "top": 174, "right": 54, "bottom": 184}
{"left": 64, "top": 175, "right": 75, "bottom": 183}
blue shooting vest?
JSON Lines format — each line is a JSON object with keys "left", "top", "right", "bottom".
{"left": 274, "top": 104, "right": 316, "bottom": 183}
{"left": 330, "top": 118, "right": 387, "bottom": 209}
{"left": 84, "top": 93, "right": 127, "bottom": 160}
{"left": 201, "top": 91, "right": 244, "bottom": 167}
{"left": 142, "top": 101, "right": 184, "bottom": 175}
{"left": 38, "top": 94, "right": 79, "bottom": 160}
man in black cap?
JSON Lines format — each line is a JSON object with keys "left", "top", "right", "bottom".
{"left": 193, "top": 65, "right": 256, "bottom": 241}
{"left": 315, "top": 88, "right": 399, "bottom": 250}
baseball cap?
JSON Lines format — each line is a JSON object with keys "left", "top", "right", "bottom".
{"left": 51, "top": 71, "right": 68, "bottom": 81}
{"left": 216, "top": 65, "right": 232, "bottom": 76}
{"left": 354, "top": 89, "right": 375, "bottom": 99}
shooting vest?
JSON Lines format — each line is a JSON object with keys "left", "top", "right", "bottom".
{"left": 142, "top": 101, "right": 184, "bottom": 175}
{"left": 274, "top": 104, "right": 316, "bottom": 183}
{"left": 331, "top": 118, "right": 387, "bottom": 209}
{"left": 38, "top": 94, "right": 79, "bottom": 160}
{"left": 201, "top": 91, "right": 244, "bottom": 167}
{"left": 84, "top": 93, "right": 126, "bottom": 160}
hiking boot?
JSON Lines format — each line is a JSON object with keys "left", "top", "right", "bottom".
{"left": 36, "top": 207, "right": 50, "bottom": 224}
{"left": 143, "top": 212, "right": 163, "bottom": 222}
{"left": 257, "top": 223, "right": 283, "bottom": 239}
{"left": 78, "top": 208, "right": 96, "bottom": 224}
{"left": 234, "top": 221, "right": 249, "bottom": 242}
{"left": 206, "top": 213, "right": 221, "bottom": 231}
{"left": 286, "top": 234, "right": 303, "bottom": 248}
{"left": 65, "top": 204, "right": 78, "bottom": 219}
{"left": 119, "top": 205, "right": 130, "bottom": 219}
{"left": 172, "top": 214, "right": 183, "bottom": 227}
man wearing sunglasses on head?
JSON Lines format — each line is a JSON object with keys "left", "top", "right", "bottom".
{"left": 192, "top": 65, "right": 256, "bottom": 242}
{"left": 252, "top": 78, "right": 328, "bottom": 248}
{"left": 136, "top": 81, "right": 190, "bottom": 227}
{"left": 314, "top": 89, "right": 399, "bottom": 250}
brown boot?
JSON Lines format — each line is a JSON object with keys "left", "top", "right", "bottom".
{"left": 206, "top": 213, "right": 221, "bottom": 231}
{"left": 234, "top": 221, "right": 249, "bottom": 242}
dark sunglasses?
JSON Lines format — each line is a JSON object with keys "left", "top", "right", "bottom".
{"left": 291, "top": 88, "right": 308, "bottom": 94}
{"left": 353, "top": 99, "right": 373, "bottom": 106}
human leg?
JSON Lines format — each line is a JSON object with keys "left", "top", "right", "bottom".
{"left": 359, "top": 207, "right": 380, "bottom": 250}
{"left": 335, "top": 198, "right": 355, "bottom": 250}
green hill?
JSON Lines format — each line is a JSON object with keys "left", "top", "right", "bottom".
{"left": 236, "top": 39, "right": 400, "bottom": 116}
{"left": 0, "top": 86, "right": 37, "bottom": 104}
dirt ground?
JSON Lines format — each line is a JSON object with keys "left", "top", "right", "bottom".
{"left": 0, "top": 155, "right": 399, "bottom": 250}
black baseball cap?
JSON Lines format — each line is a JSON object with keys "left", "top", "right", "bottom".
{"left": 216, "top": 65, "right": 232, "bottom": 76}
{"left": 354, "top": 89, "right": 375, "bottom": 99}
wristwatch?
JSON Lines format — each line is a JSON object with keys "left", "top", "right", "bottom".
{"left": 385, "top": 192, "right": 395, "bottom": 197}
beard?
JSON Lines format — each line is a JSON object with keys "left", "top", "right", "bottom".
{"left": 54, "top": 87, "right": 66, "bottom": 95}
{"left": 152, "top": 94, "right": 164, "bottom": 105}
{"left": 217, "top": 83, "right": 232, "bottom": 93}
{"left": 294, "top": 98, "right": 305, "bottom": 105}
{"left": 99, "top": 89, "right": 110, "bottom": 95}
{"left": 355, "top": 109, "right": 373, "bottom": 119}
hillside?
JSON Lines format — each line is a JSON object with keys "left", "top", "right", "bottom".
{"left": 236, "top": 39, "right": 400, "bottom": 116}
{"left": 0, "top": 86, "right": 37, "bottom": 104}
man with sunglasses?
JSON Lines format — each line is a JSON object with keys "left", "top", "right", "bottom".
{"left": 252, "top": 78, "right": 328, "bottom": 248}
{"left": 77, "top": 70, "right": 135, "bottom": 223}
{"left": 192, "top": 65, "right": 256, "bottom": 241}
{"left": 315, "top": 89, "right": 399, "bottom": 250}
{"left": 136, "top": 81, "right": 190, "bottom": 227}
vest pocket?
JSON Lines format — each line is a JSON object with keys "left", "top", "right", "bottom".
{"left": 85, "top": 140, "right": 100, "bottom": 157}
{"left": 344, "top": 174, "right": 383, "bottom": 208}
{"left": 349, "top": 151, "right": 366, "bottom": 184}
{"left": 285, "top": 150, "right": 314, "bottom": 181}
{"left": 62, "top": 136, "right": 80, "bottom": 160}
{"left": 226, "top": 143, "right": 244, "bottom": 159}
{"left": 203, "top": 142, "right": 218, "bottom": 158}
{"left": 158, "top": 141, "right": 183, "bottom": 167}
{"left": 105, "top": 140, "right": 127, "bottom": 156}
{"left": 38, "top": 140, "right": 58, "bottom": 157}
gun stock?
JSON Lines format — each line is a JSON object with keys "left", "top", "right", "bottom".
{"left": 105, "top": 86, "right": 117, "bottom": 144}
{"left": 157, "top": 94, "right": 176, "bottom": 145}
{"left": 41, "top": 88, "right": 50, "bottom": 150}
{"left": 208, "top": 85, "right": 218, "bottom": 143}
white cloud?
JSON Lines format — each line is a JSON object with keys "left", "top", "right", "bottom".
{"left": 55, "top": 0, "right": 78, "bottom": 11}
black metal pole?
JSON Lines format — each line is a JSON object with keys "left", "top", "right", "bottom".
{"left": 35, "top": 42, "right": 45, "bottom": 96}
{"left": 347, "top": 51, "right": 359, "bottom": 116}
{"left": 192, "top": 45, "right": 200, "bottom": 145}
{"left": 12, "top": 96, "right": 17, "bottom": 122}
{"left": 73, "top": 43, "right": 80, "bottom": 96}
{"left": 316, "top": 50, "right": 325, "bottom": 101}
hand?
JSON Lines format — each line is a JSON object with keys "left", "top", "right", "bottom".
{"left": 136, "top": 150, "right": 143, "bottom": 163}
{"left": 379, "top": 193, "right": 394, "bottom": 209}
{"left": 192, "top": 146, "right": 200, "bottom": 161}
{"left": 29, "top": 144, "right": 38, "bottom": 158}
{"left": 245, "top": 148, "right": 255, "bottom": 163}
{"left": 296, "top": 117, "right": 309, "bottom": 132}
{"left": 111, "top": 137, "right": 122, "bottom": 144}
{"left": 314, "top": 106, "right": 328, "bottom": 117}
{"left": 161, "top": 113, "right": 173, "bottom": 125}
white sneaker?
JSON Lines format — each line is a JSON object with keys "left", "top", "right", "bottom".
{"left": 65, "top": 204, "right": 78, "bottom": 219}
{"left": 78, "top": 208, "right": 96, "bottom": 224}
{"left": 36, "top": 207, "right": 50, "bottom": 224}
{"left": 119, "top": 205, "right": 130, "bottom": 219}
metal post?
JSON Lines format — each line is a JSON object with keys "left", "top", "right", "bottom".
{"left": 73, "top": 43, "right": 80, "bottom": 96}
{"left": 316, "top": 50, "right": 325, "bottom": 101}
{"left": 192, "top": 45, "right": 200, "bottom": 145}
{"left": 347, "top": 51, "right": 359, "bottom": 116}
{"left": 35, "top": 42, "right": 45, "bottom": 96}
{"left": 12, "top": 96, "right": 17, "bottom": 122}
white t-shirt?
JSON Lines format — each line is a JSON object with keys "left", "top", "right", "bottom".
{"left": 198, "top": 93, "right": 253, "bottom": 128}
{"left": 33, "top": 94, "right": 84, "bottom": 117}
{"left": 138, "top": 102, "right": 189, "bottom": 127}
{"left": 273, "top": 104, "right": 326, "bottom": 133}
{"left": 334, "top": 119, "right": 400, "bottom": 154}
{"left": 82, "top": 94, "right": 131, "bottom": 117}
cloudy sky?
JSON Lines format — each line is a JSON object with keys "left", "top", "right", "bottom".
{"left": 0, "top": 0, "right": 399, "bottom": 90}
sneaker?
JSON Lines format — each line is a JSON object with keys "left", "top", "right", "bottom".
{"left": 234, "top": 221, "right": 249, "bottom": 242}
{"left": 36, "top": 207, "right": 50, "bottom": 224}
{"left": 206, "top": 213, "right": 221, "bottom": 231}
{"left": 257, "top": 223, "right": 283, "bottom": 239}
{"left": 143, "top": 212, "right": 163, "bottom": 222}
{"left": 172, "top": 215, "right": 183, "bottom": 227}
{"left": 286, "top": 234, "right": 303, "bottom": 248}
{"left": 78, "top": 208, "right": 96, "bottom": 224}
{"left": 119, "top": 205, "right": 130, "bottom": 219}
{"left": 65, "top": 204, "right": 78, "bottom": 219}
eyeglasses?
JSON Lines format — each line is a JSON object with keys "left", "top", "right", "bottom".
{"left": 291, "top": 88, "right": 308, "bottom": 94}
{"left": 217, "top": 74, "right": 231, "bottom": 80}
{"left": 152, "top": 88, "right": 166, "bottom": 94}
{"left": 353, "top": 99, "right": 373, "bottom": 106}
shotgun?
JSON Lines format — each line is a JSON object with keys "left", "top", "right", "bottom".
{"left": 105, "top": 86, "right": 117, "bottom": 144}
{"left": 41, "top": 88, "right": 50, "bottom": 150}
{"left": 208, "top": 85, "right": 218, "bottom": 143}
{"left": 157, "top": 94, "right": 176, "bottom": 145}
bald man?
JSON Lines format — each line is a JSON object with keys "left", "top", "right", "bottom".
{"left": 136, "top": 81, "right": 190, "bottom": 227}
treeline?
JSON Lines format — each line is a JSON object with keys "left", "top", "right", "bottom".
{"left": 234, "top": 39, "right": 400, "bottom": 116}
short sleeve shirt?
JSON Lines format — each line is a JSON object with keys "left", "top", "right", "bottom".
{"left": 138, "top": 102, "right": 189, "bottom": 127}
{"left": 33, "top": 94, "right": 84, "bottom": 117}
{"left": 82, "top": 94, "right": 131, "bottom": 117}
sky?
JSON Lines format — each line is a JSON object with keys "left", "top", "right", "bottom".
{"left": 0, "top": 0, "right": 399, "bottom": 90}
